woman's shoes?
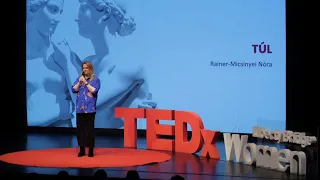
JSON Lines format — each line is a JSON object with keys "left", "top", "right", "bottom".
{"left": 77, "top": 147, "right": 94, "bottom": 157}
{"left": 78, "top": 146, "right": 85, "bottom": 157}
{"left": 88, "top": 147, "right": 94, "bottom": 157}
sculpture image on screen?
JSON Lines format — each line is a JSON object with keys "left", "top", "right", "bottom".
{"left": 26, "top": 0, "right": 75, "bottom": 127}
{"left": 26, "top": 0, "right": 286, "bottom": 133}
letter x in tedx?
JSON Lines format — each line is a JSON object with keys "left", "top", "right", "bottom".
{"left": 200, "top": 130, "right": 220, "bottom": 159}
{"left": 114, "top": 108, "right": 220, "bottom": 160}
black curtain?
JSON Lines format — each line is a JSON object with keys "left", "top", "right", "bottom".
{"left": 1, "top": 0, "right": 27, "bottom": 143}
{"left": 286, "top": 1, "right": 318, "bottom": 136}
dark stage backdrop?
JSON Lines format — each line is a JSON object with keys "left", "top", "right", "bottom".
{"left": 1, "top": 0, "right": 27, "bottom": 150}
{"left": 1, "top": 0, "right": 318, "bottom": 140}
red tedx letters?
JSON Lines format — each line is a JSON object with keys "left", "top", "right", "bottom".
{"left": 114, "top": 108, "right": 220, "bottom": 159}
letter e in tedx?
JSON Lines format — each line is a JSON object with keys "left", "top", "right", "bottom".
{"left": 146, "top": 109, "right": 175, "bottom": 151}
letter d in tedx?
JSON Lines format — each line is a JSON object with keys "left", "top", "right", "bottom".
{"left": 174, "top": 111, "right": 204, "bottom": 154}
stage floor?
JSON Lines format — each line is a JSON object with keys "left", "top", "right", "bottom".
{"left": 0, "top": 133, "right": 309, "bottom": 180}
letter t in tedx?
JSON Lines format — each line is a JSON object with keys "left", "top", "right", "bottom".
{"left": 114, "top": 108, "right": 145, "bottom": 148}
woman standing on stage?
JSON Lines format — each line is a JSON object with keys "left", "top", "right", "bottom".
{"left": 71, "top": 61, "right": 101, "bottom": 157}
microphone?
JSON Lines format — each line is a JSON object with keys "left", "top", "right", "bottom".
{"left": 81, "top": 72, "right": 85, "bottom": 85}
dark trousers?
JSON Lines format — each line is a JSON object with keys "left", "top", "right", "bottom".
{"left": 76, "top": 113, "right": 96, "bottom": 148}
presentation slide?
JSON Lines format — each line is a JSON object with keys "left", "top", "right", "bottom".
{"left": 26, "top": 0, "right": 286, "bottom": 133}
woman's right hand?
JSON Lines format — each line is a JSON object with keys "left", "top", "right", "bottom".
{"left": 79, "top": 76, "right": 85, "bottom": 83}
